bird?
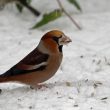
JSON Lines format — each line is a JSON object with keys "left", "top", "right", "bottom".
{"left": 0, "top": 30, "right": 72, "bottom": 88}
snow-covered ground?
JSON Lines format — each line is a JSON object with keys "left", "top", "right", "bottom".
{"left": 0, "top": 0, "right": 110, "bottom": 109}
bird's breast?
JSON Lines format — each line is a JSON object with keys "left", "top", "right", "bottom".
{"left": 34, "top": 53, "right": 63, "bottom": 83}
{"left": 47, "top": 54, "right": 63, "bottom": 74}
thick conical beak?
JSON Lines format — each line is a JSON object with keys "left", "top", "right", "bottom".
{"left": 59, "top": 35, "right": 72, "bottom": 45}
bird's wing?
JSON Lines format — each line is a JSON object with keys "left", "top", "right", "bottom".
{"left": 1, "top": 48, "right": 49, "bottom": 77}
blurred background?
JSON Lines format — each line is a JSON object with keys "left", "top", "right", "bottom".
{"left": 0, "top": 0, "right": 110, "bottom": 30}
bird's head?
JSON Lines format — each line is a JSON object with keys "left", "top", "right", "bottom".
{"left": 39, "top": 30, "right": 72, "bottom": 53}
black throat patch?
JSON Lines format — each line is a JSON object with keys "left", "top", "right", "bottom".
{"left": 52, "top": 36, "right": 63, "bottom": 53}
{"left": 59, "top": 45, "right": 63, "bottom": 52}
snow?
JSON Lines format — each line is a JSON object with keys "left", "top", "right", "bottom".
{"left": 0, "top": 0, "right": 110, "bottom": 109}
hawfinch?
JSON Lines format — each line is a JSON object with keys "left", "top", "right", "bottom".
{"left": 0, "top": 30, "right": 72, "bottom": 87}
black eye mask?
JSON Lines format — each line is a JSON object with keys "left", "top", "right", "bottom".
{"left": 52, "top": 37, "right": 59, "bottom": 44}
{"left": 52, "top": 35, "right": 62, "bottom": 44}
{"left": 52, "top": 36, "right": 63, "bottom": 53}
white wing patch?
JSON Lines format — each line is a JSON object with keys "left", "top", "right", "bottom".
{"left": 29, "top": 62, "right": 47, "bottom": 70}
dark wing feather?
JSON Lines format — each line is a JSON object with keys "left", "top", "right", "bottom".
{"left": 0, "top": 48, "right": 49, "bottom": 77}
{"left": 19, "top": 48, "right": 49, "bottom": 65}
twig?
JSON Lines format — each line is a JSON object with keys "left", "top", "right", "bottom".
{"left": 18, "top": 0, "right": 40, "bottom": 16}
{"left": 56, "top": 0, "right": 81, "bottom": 30}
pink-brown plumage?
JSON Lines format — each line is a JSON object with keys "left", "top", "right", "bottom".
{"left": 0, "top": 30, "right": 72, "bottom": 88}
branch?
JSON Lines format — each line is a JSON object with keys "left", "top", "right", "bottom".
{"left": 56, "top": 0, "right": 81, "bottom": 30}
{"left": 18, "top": 0, "right": 40, "bottom": 16}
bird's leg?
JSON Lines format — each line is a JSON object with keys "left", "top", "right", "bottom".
{"left": 0, "top": 89, "right": 2, "bottom": 94}
{"left": 37, "top": 84, "right": 48, "bottom": 89}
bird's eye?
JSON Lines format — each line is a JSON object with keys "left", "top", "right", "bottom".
{"left": 52, "top": 37, "right": 59, "bottom": 44}
{"left": 52, "top": 35, "right": 63, "bottom": 52}
{"left": 52, "top": 35, "right": 62, "bottom": 42}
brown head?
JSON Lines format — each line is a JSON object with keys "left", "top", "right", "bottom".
{"left": 40, "top": 30, "right": 72, "bottom": 53}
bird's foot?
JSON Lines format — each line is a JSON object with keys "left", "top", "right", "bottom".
{"left": 30, "top": 84, "right": 48, "bottom": 90}
{"left": 37, "top": 84, "right": 48, "bottom": 89}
